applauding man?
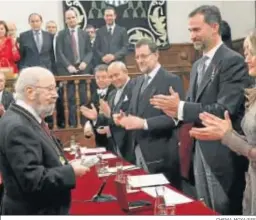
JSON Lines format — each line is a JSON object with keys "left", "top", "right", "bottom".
{"left": 113, "top": 39, "right": 184, "bottom": 189}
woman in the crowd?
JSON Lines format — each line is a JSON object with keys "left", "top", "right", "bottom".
{"left": 189, "top": 29, "right": 256, "bottom": 215}
{"left": 7, "top": 22, "right": 19, "bottom": 48}
{"left": 0, "top": 20, "right": 20, "bottom": 73}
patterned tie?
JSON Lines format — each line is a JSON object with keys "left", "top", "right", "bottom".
{"left": 197, "top": 56, "right": 209, "bottom": 86}
{"left": 108, "top": 27, "right": 112, "bottom": 35}
{"left": 140, "top": 75, "right": 151, "bottom": 95}
{"left": 70, "top": 29, "right": 79, "bottom": 62}
{"left": 35, "top": 30, "right": 42, "bottom": 52}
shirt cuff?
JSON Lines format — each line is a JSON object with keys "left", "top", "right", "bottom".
{"left": 177, "top": 101, "right": 185, "bottom": 121}
{"left": 143, "top": 119, "right": 148, "bottom": 130}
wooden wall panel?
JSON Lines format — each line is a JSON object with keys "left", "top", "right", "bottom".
{"left": 125, "top": 43, "right": 196, "bottom": 73}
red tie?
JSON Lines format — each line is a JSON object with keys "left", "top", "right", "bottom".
{"left": 41, "top": 120, "right": 51, "bottom": 137}
{"left": 71, "top": 29, "right": 78, "bottom": 62}
{"left": 178, "top": 123, "right": 194, "bottom": 179}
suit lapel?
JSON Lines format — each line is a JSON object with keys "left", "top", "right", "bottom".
{"left": 103, "top": 26, "right": 110, "bottom": 50}
{"left": 195, "top": 45, "right": 224, "bottom": 101}
{"left": 78, "top": 29, "right": 83, "bottom": 58}
{"left": 29, "top": 30, "right": 39, "bottom": 53}
{"left": 113, "top": 83, "right": 129, "bottom": 112}
{"left": 188, "top": 64, "right": 198, "bottom": 102}
{"left": 40, "top": 31, "right": 47, "bottom": 53}
{"left": 10, "top": 104, "right": 66, "bottom": 163}
{"left": 1, "top": 91, "right": 7, "bottom": 108}
{"left": 111, "top": 25, "right": 118, "bottom": 44}
{"left": 64, "top": 29, "right": 72, "bottom": 52}
{"left": 109, "top": 90, "right": 116, "bottom": 112}
{"left": 131, "top": 76, "right": 144, "bottom": 115}
{"left": 137, "top": 70, "right": 163, "bottom": 116}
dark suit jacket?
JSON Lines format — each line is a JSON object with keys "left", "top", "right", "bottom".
{"left": 56, "top": 28, "right": 92, "bottom": 76}
{"left": 127, "top": 67, "right": 184, "bottom": 187}
{"left": 96, "top": 79, "right": 135, "bottom": 160}
{"left": 183, "top": 44, "right": 252, "bottom": 193}
{"left": 0, "top": 104, "right": 75, "bottom": 214}
{"left": 1, "top": 90, "right": 14, "bottom": 111}
{"left": 90, "top": 85, "right": 115, "bottom": 112}
{"left": 19, "top": 30, "right": 55, "bottom": 71}
{"left": 88, "top": 85, "right": 114, "bottom": 147}
{"left": 94, "top": 25, "right": 128, "bottom": 65}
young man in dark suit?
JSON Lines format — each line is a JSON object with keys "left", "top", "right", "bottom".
{"left": 150, "top": 5, "right": 252, "bottom": 214}
{"left": 56, "top": 9, "right": 93, "bottom": 127}
{"left": 0, "top": 67, "right": 89, "bottom": 215}
{"left": 94, "top": 7, "right": 129, "bottom": 66}
{"left": 114, "top": 39, "right": 184, "bottom": 190}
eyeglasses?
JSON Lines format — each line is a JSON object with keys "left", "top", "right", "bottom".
{"left": 35, "top": 85, "right": 58, "bottom": 92}
{"left": 135, "top": 53, "right": 153, "bottom": 61}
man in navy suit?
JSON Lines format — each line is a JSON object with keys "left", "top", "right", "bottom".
{"left": 19, "top": 13, "right": 55, "bottom": 72}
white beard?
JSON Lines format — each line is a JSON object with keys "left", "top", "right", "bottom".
{"left": 34, "top": 104, "right": 55, "bottom": 117}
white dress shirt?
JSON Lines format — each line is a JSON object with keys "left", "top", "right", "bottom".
{"left": 0, "top": 90, "right": 3, "bottom": 104}
{"left": 97, "top": 88, "right": 108, "bottom": 96}
{"left": 53, "top": 32, "right": 58, "bottom": 62}
{"left": 16, "top": 99, "right": 42, "bottom": 123}
{"left": 107, "top": 23, "right": 116, "bottom": 35}
{"left": 177, "top": 41, "right": 223, "bottom": 120}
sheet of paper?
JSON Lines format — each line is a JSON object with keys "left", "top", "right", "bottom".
{"left": 128, "top": 173, "right": 169, "bottom": 188}
{"left": 70, "top": 156, "right": 99, "bottom": 168}
{"left": 80, "top": 147, "right": 106, "bottom": 154}
{"left": 142, "top": 186, "right": 193, "bottom": 205}
{"left": 100, "top": 153, "right": 117, "bottom": 159}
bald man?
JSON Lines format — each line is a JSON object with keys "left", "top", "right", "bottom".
{"left": 0, "top": 67, "right": 89, "bottom": 214}
{"left": 45, "top": 20, "right": 58, "bottom": 35}
{"left": 7, "top": 22, "right": 18, "bottom": 43}
{"left": 19, "top": 13, "right": 55, "bottom": 71}
{"left": 81, "top": 61, "right": 135, "bottom": 160}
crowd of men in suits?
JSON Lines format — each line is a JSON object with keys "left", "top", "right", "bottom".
{"left": 5, "top": 6, "right": 129, "bottom": 128}
{"left": 0, "top": 3, "right": 251, "bottom": 216}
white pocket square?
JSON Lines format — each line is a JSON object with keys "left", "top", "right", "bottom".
{"left": 123, "top": 95, "right": 129, "bottom": 102}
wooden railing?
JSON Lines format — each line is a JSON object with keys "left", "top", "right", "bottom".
{"left": 53, "top": 71, "right": 189, "bottom": 130}
{"left": 54, "top": 74, "right": 94, "bottom": 130}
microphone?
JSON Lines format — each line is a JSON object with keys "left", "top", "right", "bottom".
{"left": 72, "top": 168, "right": 116, "bottom": 203}
{"left": 90, "top": 165, "right": 139, "bottom": 203}
{"left": 72, "top": 165, "right": 139, "bottom": 203}
{"left": 91, "top": 175, "right": 116, "bottom": 202}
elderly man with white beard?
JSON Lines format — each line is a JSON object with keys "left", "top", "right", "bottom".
{"left": 0, "top": 67, "right": 89, "bottom": 215}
